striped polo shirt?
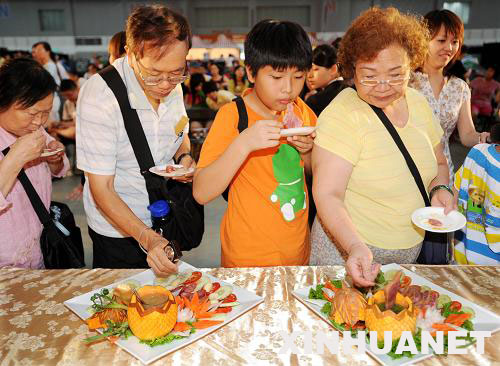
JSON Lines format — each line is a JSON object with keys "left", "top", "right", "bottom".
{"left": 76, "top": 56, "right": 188, "bottom": 238}
{"left": 454, "top": 144, "right": 500, "bottom": 265}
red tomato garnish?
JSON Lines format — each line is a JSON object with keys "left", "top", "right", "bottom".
{"left": 222, "top": 294, "right": 237, "bottom": 303}
{"left": 208, "top": 282, "right": 221, "bottom": 294}
{"left": 449, "top": 301, "right": 462, "bottom": 312}
{"left": 351, "top": 322, "right": 366, "bottom": 330}
{"left": 400, "top": 276, "right": 411, "bottom": 288}
{"left": 215, "top": 307, "right": 232, "bottom": 313}
{"left": 183, "top": 271, "right": 202, "bottom": 285}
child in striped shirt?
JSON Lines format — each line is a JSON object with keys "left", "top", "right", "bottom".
{"left": 453, "top": 123, "right": 500, "bottom": 264}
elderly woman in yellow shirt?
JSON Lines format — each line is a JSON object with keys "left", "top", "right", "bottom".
{"left": 310, "top": 8, "right": 455, "bottom": 287}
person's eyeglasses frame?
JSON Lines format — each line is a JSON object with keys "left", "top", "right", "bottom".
{"left": 134, "top": 55, "right": 189, "bottom": 86}
{"left": 359, "top": 76, "right": 409, "bottom": 87}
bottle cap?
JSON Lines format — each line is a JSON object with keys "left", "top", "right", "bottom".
{"left": 148, "top": 200, "right": 170, "bottom": 218}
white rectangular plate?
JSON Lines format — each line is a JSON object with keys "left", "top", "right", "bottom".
{"left": 64, "top": 261, "right": 264, "bottom": 365}
{"left": 292, "top": 263, "right": 500, "bottom": 366}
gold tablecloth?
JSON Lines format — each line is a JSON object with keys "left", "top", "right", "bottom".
{"left": 0, "top": 265, "right": 499, "bottom": 366}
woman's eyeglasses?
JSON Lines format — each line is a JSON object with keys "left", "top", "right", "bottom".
{"left": 359, "top": 77, "right": 409, "bottom": 87}
{"left": 135, "top": 57, "right": 189, "bottom": 86}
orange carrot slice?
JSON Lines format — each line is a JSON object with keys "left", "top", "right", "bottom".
{"left": 325, "top": 281, "right": 341, "bottom": 293}
{"left": 445, "top": 313, "right": 471, "bottom": 327}
{"left": 87, "top": 316, "right": 103, "bottom": 330}
{"left": 190, "top": 292, "right": 200, "bottom": 312}
{"left": 431, "top": 323, "right": 457, "bottom": 335}
{"left": 175, "top": 296, "right": 184, "bottom": 310}
{"left": 192, "top": 320, "right": 224, "bottom": 329}
{"left": 173, "top": 322, "right": 192, "bottom": 332}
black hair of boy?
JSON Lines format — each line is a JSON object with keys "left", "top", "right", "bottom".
{"left": 60, "top": 79, "right": 77, "bottom": 93}
{"left": 312, "top": 44, "right": 338, "bottom": 69}
{"left": 244, "top": 19, "right": 312, "bottom": 76}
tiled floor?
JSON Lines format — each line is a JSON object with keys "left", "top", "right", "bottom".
{"left": 52, "top": 140, "right": 470, "bottom": 270}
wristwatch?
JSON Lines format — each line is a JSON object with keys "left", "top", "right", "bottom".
{"left": 163, "top": 240, "right": 183, "bottom": 263}
{"left": 429, "top": 184, "right": 454, "bottom": 200}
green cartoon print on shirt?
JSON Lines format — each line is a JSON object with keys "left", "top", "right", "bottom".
{"left": 270, "top": 144, "right": 306, "bottom": 221}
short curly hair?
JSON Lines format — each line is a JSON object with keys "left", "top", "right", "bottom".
{"left": 338, "top": 7, "right": 429, "bottom": 79}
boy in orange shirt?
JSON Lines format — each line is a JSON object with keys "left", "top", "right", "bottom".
{"left": 193, "top": 19, "right": 317, "bottom": 267}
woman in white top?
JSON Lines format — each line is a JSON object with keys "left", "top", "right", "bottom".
{"left": 410, "top": 10, "right": 489, "bottom": 182}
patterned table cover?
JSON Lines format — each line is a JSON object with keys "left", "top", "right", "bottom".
{"left": 0, "top": 265, "right": 499, "bottom": 366}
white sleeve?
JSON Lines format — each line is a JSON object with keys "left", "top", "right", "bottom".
{"left": 76, "top": 77, "right": 120, "bottom": 175}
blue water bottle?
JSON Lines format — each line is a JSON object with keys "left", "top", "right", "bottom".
{"left": 147, "top": 200, "right": 171, "bottom": 235}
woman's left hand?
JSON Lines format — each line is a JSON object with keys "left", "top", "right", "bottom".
{"left": 431, "top": 188, "right": 457, "bottom": 214}
{"left": 171, "top": 154, "right": 196, "bottom": 183}
{"left": 44, "top": 140, "right": 65, "bottom": 165}
{"left": 287, "top": 131, "right": 316, "bottom": 154}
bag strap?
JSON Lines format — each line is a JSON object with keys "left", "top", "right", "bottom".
{"left": 99, "top": 65, "right": 162, "bottom": 204}
{"left": 368, "top": 104, "right": 431, "bottom": 207}
{"left": 1, "top": 147, "right": 53, "bottom": 226}
{"left": 234, "top": 96, "right": 248, "bottom": 133}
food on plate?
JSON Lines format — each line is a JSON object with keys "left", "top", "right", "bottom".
{"left": 308, "top": 268, "right": 476, "bottom": 360}
{"left": 84, "top": 271, "right": 240, "bottom": 346}
{"left": 329, "top": 282, "right": 367, "bottom": 328}
{"left": 127, "top": 286, "right": 177, "bottom": 340}
{"left": 165, "top": 165, "right": 189, "bottom": 175}
{"left": 365, "top": 292, "right": 417, "bottom": 341}
{"left": 427, "top": 218, "right": 443, "bottom": 227}
{"left": 282, "top": 103, "right": 303, "bottom": 129}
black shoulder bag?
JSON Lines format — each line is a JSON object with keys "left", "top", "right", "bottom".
{"left": 99, "top": 65, "right": 204, "bottom": 252}
{"left": 368, "top": 104, "right": 449, "bottom": 265}
{"left": 221, "top": 96, "right": 248, "bottom": 201}
{"left": 2, "top": 147, "right": 85, "bottom": 269}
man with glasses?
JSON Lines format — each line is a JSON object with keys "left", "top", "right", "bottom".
{"left": 76, "top": 5, "right": 193, "bottom": 275}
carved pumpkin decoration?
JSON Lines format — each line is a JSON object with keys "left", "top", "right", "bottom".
{"left": 127, "top": 285, "right": 177, "bottom": 340}
{"left": 365, "top": 290, "right": 417, "bottom": 341}
{"left": 329, "top": 286, "right": 367, "bottom": 326}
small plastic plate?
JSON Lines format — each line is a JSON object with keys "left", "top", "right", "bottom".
{"left": 280, "top": 126, "right": 316, "bottom": 137}
{"left": 40, "top": 148, "right": 64, "bottom": 157}
{"left": 411, "top": 207, "right": 466, "bottom": 233}
{"left": 149, "top": 164, "right": 195, "bottom": 178}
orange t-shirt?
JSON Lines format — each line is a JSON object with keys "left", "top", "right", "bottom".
{"left": 197, "top": 91, "right": 317, "bottom": 267}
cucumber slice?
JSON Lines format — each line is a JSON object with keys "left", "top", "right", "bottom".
{"left": 384, "top": 270, "right": 400, "bottom": 282}
{"left": 203, "top": 282, "right": 213, "bottom": 293}
{"left": 165, "top": 272, "right": 192, "bottom": 290}
{"left": 461, "top": 306, "right": 476, "bottom": 320}
{"left": 154, "top": 274, "right": 177, "bottom": 287}
{"left": 210, "top": 313, "right": 228, "bottom": 321}
{"left": 421, "top": 285, "right": 432, "bottom": 292}
{"left": 194, "top": 276, "right": 210, "bottom": 292}
{"left": 219, "top": 301, "right": 240, "bottom": 307}
{"left": 208, "top": 285, "right": 232, "bottom": 301}
{"left": 437, "top": 294, "right": 452, "bottom": 309}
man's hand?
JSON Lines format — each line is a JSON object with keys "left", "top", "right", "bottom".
{"left": 144, "top": 235, "right": 179, "bottom": 276}
{"left": 171, "top": 154, "right": 196, "bottom": 183}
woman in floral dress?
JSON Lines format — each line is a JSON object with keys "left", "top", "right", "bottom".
{"left": 410, "top": 10, "right": 489, "bottom": 182}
